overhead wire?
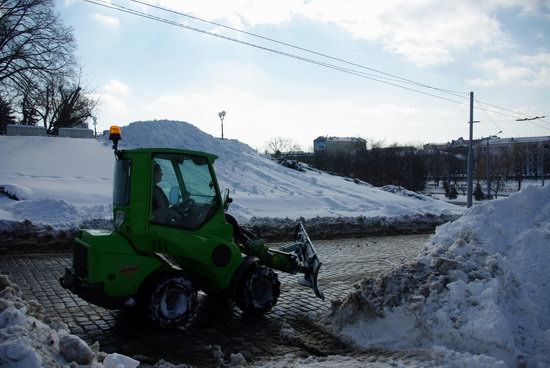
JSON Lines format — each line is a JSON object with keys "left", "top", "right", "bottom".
{"left": 475, "top": 99, "right": 506, "bottom": 138}
{"left": 515, "top": 118, "right": 550, "bottom": 132}
{"left": 83, "top": 0, "right": 477, "bottom": 106}
{"left": 474, "top": 100, "right": 528, "bottom": 119}
{"left": 124, "top": 0, "right": 470, "bottom": 98}
{"left": 85, "top": 0, "right": 546, "bottom": 125}
{"left": 124, "top": 0, "right": 548, "bottom": 122}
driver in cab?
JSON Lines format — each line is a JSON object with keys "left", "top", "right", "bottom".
{"left": 152, "top": 163, "right": 170, "bottom": 211}
{"left": 152, "top": 163, "right": 184, "bottom": 225}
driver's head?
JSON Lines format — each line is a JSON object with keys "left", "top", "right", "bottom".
{"left": 153, "top": 163, "right": 163, "bottom": 184}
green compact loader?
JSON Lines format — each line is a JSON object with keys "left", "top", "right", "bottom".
{"left": 60, "top": 126, "right": 323, "bottom": 328}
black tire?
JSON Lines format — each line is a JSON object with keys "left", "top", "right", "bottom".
{"left": 146, "top": 275, "right": 197, "bottom": 329}
{"left": 235, "top": 266, "right": 280, "bottom": 314}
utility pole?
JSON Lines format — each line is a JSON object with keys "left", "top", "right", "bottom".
{"left": 467, "top": 92, "right": 474, "bottom": 208}
{"left": 486, "top": 138, "right": 491, "bottom": 198}
{"left": 542, "top": 145, "right": 545, "bottom": 187}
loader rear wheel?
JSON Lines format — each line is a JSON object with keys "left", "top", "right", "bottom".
{"left": 235, "top": 266, "right": 280, "bottom": 314}
{"left": 147, "top": 276, "right": 197, "bottom": 329}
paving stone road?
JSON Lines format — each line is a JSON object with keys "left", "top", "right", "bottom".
{"left": 0, "top": 234, "right": 430, "bottom": 367}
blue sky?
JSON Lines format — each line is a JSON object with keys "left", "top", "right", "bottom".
{"left": 59, "top": 0, "right": 550, "bottom": 151}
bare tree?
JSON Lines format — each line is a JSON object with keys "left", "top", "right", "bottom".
{"left": 511, "top": 143, "right": 526, "bottom": 190}
{"left": 24, "top": 74, "right": 98, "bottom": 134}
{"left": 0, "top": 0, "right": 76, "bottom": 92}
{"left": 491, "top": 175, "right": 504, "bottom": 198}
{"left": 264, "top": 136, "right": 301, "bottom": 156}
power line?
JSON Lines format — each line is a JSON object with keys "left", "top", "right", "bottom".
{"left": 83, "top": 0, "right": 475, "bottom": 105}
{"left": 515, "top": 118, "right": 550, "bottom": 132}
{"left": 527, "top": 120, "right": 550, "bottom": 132}
{"left": 475, "top": 100, "right": 525, "bottom": 118}
{"left": 125, "top": 0, "right": 548, "bottom": 121}
{"left": 476, "top": 99, "right": 506, "bottom": 137}
{"left": 124, "top": 0, "right": 470, "bottom": 98}
{"left": 85, "top": 0, "right": 546, "bottom": 124}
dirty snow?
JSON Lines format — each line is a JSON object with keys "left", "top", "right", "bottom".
{"left": 0, "top": 274, "right": 138, "bottom": 367}
{"left": 0, "top": 120, "right": 461, "bottom": 229}
{"left": 324, "top": 184, "right": 550, "bottom": 367}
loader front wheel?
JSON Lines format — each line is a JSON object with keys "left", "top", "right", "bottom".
{"left": 147, "top": 276, "right": 197, "bottom": 329}
{"left": 235, "top": 266, "right": 280, "bottom": 314}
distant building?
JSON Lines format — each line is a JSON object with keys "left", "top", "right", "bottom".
{"left": 425, "top": 135, "right": 550, "bottom": 178}
{"left": 424, "top": 137, "right": 468, "bottom": 157}
{"left": 313, "top": 136, "right": 367, "bottom": 154}
{"left": 475, "top": 136, "right": 550, "bottom": 177}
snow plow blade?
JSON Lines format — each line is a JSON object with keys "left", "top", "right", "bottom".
{"left": 280, "top": 222, "right": 325, "bottom": 300}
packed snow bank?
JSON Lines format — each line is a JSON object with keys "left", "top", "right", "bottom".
{"left": 0, "top": 136, "right": 113, "bottom": 207}
{"left": 324, "top": 184, "right": 550, "bottom": 367}
{"left": 247, "top": 213, "right": 457, "bottom": 241}
{"left": 0, "top": 135, "right": 113, "bottom": 228}
{"left": 0, "top": 274, "right": 139, "bottom": 367}
{"left": 252, "top": 350, "right": 506, "bottom": 367}
{"left": 0, "top": 120, "right": 461, "bottom": 230}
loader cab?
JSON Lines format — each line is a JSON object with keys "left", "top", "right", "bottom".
{"left": 112, "top": 148, "right": 229, "bottom": 240}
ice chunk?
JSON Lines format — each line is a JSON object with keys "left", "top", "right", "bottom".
{"left": 59, "top": 334, "right": 94, "bottom": 365}
{"left": 103, "top": 352, "right": 140, "bottom": 368}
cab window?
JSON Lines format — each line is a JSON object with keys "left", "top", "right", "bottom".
{"left": 113, "top": 159, "right": 131, "bottom": 206}
{"left": 151, "top": 154, "right": 219, "bottom": 229}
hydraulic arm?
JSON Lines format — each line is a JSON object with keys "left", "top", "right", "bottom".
{"left": 235, "top": 221, "right": 324, "bottom": 300}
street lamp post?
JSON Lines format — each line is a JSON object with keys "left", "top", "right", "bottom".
{"left": 92, "top": 116, "right": 97, "bottom": 138}
{"left": 218, "top": 111, "right": 226, "bottom": 139}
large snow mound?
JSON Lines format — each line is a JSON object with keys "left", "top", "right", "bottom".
{"left": 324, "top": 184, "right": 550, "bottom": 367}
{"left": 0, "top": 120, "right": 461, "bottom": 228}
{"left": 112, "top": 120, "right": 461, "bottom": 223}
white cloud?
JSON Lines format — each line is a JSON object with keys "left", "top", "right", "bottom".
{"left": 103, "top": 80, "right": 130, "bottom": 94}
{"left": 466, "top": 51, "right": 550, "bottom": 87}
{"left": 486, "top": 0, "right": 549, "bottom": 14}
{"left": 92, "top": 13, "right": 120, "bottom": 29}
{"left": 304, "top": 0, "right": 513, "bottom": 67}
{"left": 148, "top": 0, "right": 548, "bottom": 67}
{"left": 90, "top": 93, "right": 130, "bottom": 117}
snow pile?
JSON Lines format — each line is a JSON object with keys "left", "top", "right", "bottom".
{"left": 0, "top": 185, "right": 32, "bottom": 201}
{"left": 381, "top": 185, "right": 429, "bottom": 201}
{"left": 111, "top": 120, "right": 461, "bottom": 223}
{"left": 324, "top": 184, "right": 550, "bottom": 367}
{"left": 0, "top": 275, "right": 139, "bottom": 367}
{"left": 0, "top": 120, "right": 461, "bottom": 229}
{"left": 252, "top": 352, "right": 490, "bottom": 367}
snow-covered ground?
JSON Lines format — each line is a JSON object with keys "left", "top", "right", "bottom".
{"left": 323, "top": 184, "right": 550, "bottom": 367}
{"left": 6, "top": 181, "right": 549, "bottom": 368}
{"left": 0, "top": 120, "right": 461, "bottom": 230}
{"left": 1, "top": 122, "right": 548, "bottom": 366}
